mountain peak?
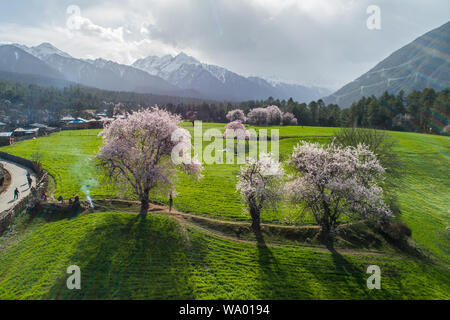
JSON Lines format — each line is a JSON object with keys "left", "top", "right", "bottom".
{"left": 36, "top": 42, "right": 57, "bottom": 49}
{"left": 174, "top": 52, "right": 200, "bottom": 65}
{"left": 20, "top": 42, "right": 73, "bottom": 59}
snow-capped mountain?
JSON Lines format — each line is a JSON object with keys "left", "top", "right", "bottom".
{"left": 1, "top": 42, "right": 330, "bottom": 102}
{"left": 0, "top": 45, "right": 65, "bottom": 80}
{"left": 133, "top": 53, "right": 330, "bottom": 102}
{"left": 6, "top": 43, "right": 188, "bottom": 96}
{"left": 12, "top": 42, "right": 72, "bottom": 60}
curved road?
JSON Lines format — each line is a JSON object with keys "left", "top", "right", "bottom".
{"left": 0, "top": 160, "right": 37, "bottom": 213}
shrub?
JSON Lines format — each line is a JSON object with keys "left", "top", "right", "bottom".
{"left": 382, "top": 220, "right": 412, "bottom": 241}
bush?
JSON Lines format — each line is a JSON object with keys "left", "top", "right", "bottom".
{"left": 382, "top": 220, "right": 412, "bottom": 241}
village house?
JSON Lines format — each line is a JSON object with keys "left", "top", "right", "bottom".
{"left": 0, "top": 132, "right": 13, "bottom": 146}
{"left": 13, "top": 127, "right": 40, "bottom": 138}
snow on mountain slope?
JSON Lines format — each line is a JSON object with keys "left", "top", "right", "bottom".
{"left": 133, "top": 52, "right": 330, "bottom": 102}
{"left": 13, "top": 42, "right": 72, "bottom": 60}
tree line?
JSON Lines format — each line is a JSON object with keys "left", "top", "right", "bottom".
{"left": 0, "top": 79, "right": 448, "bottom": 135}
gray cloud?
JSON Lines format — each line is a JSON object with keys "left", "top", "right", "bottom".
{"left": 0, "top": 0, "right": 449, "bottom": 89}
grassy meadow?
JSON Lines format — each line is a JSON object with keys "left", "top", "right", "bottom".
{"left": 0, "top": 123, "right": 449, "bottom": 299}
{"left": 0, "top": 211, "right": 448, "bottom": 299}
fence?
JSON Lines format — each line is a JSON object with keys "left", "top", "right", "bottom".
{"left": 0, "top": 152, "right": 49, "bottom": 234}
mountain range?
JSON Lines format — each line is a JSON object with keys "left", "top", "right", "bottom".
{"left": 325, "top": 21, "right": 450, "bottom": 108}
{"left": 0, "top": 20, "right": 448, "bottom": 106}
{"left": 132, "top": 53, "right": 330, "bottom": 101}
{"left": 0, "top": 42, "right": 329, "bottom": 102}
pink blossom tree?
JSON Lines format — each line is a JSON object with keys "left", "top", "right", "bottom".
{"left": 246, "top": 108, "right": 268, "bottom": 125}
{"left": 236, "top": 153, "right": 284, "bottom": 234}
{"left": 96, "top": 107, "right": 203, "bottom": 214}
{"left": 226, "top": 109, "right": 246, "bottom": 123}
{"left": 266, "top": 105, "right": 283, "bottom": 125}
{"left": 282, "top": 112, "right": 298, "bottom": 125}
{"left": 286, "top": 142, "right": 392, "bottom": 238}
{"left": 224, "top": 120, "right": 251, "bottom": 140}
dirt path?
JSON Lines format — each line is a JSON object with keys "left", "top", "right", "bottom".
{"left": 165, "top": 211, "right": 391, "bottom": 256}
{"left": 0, "top": 160, "right": 37, "bottom": 214}
{"left": 89, "top": 200, "right": 391, "bottom": 256}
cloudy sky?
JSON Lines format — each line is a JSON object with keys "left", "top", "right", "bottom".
{"left": 0, "top": 0, "right": 448, "bottom": 89}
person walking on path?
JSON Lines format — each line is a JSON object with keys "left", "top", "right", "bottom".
{"left": 13, "top": 187, "right": 20, "bottom": 200}
{"left": 169, "top": 192, "right": 173, "bottom": 213}
{"left": 27, "top": 176, "right": 33, "bottom": 189}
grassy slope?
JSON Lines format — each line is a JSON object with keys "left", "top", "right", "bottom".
{"left": 389, "top": 131, "right": 450, "bottom": 264}
{"left": 1, "top": 125, "right": 449, "bottom": 264}
{"left": 0, "top": 211, "right": 448, "bottom": 300}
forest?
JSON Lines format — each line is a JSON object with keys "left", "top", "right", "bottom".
{"left": 0, "top": 79, "right": 448, "bottom": 135}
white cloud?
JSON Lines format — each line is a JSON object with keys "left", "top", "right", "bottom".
{"left": 0, "top": 0, "right": 448, "bottom": 89}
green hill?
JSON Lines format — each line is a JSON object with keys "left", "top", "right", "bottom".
{"left": 1, "top": 124, "right": 449, "bottom": 299}
{"left": 0, "top": 211, "right": 448, "bottom": 299}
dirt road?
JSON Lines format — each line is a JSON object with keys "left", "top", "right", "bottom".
{"left": 0, "top": 160, "right": 37, "bottom": 213}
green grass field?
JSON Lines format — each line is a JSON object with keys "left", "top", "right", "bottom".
{"left": 0, "top": 211, "right": 448, "bottom": 299}
{"left": 0, "top": 123, "right": 449, "bottom": 299}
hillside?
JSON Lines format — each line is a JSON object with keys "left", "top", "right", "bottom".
{"left": 0, "top": 210, "right": 449, "bottom": 299}
{"left": 1, "top": 125, "right": 449, "bottom": 266}
{"left": 0, "top": 45, "right": 66, "bottom": 81}
{"left": 326, "top": 21, "right": 450, "bottom": 108}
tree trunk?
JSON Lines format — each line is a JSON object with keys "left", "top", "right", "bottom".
{"left": 250, "top": 206, "right": 261, "bottom": 233}
{"left": 140, "top": 195, "right": 149, "bottom": 215}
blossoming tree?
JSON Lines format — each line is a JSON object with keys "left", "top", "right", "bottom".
{"left": 266, "top": 105, "right": 283, "bottom": 125}
{"left": 224, "top": 120, "right": 251, "bottom": 140}
{"left": 282, "top": 112, "right": 298, "bottom": 125}
{"left": 96, "top": 107, "right": 203, "bottom": 214}
{"left": 286, "top": 142, "right": 392, "bottom": 237}
{"left": 226, "top": 109, "right": 246, "bottom": 123}
{"left": 236, "top": 153, "right": 284, "bottom": 234}
{"left": 247, "top": 108, "right": 269, "bottom": 125}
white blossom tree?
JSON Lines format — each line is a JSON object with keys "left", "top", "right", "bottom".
{"left": 224, "top": 120, "right": 251, "bottom": 140}
{"left": 226, "top": 109, "right": 246, "bottom": 123}
{"left": 96, "top": 107, "right": 203, "bottom": 214}
{"left": 286, "top": 142, "right": 392, "bottom": 237}
{"left": 236, "top": 153, "right": 284, "bottom": 234}
{"left": 247, "top": 108, "right": 268, "bottom": 125}
{"left": 266, "top": 105, "right": 283, "bottom": 125}
{"left": 282, "top": 112, "right": 298, "bottom": 125}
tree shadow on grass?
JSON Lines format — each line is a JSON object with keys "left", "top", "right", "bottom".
{"left": 299, "top": 238, "right": 406, "bottom": 299}
{"left": 46, "top": 212, "right": 195, "bottom": 300}
{"left": 255, "top": 231, "right": 314, "bottom": 299}
{"left": 22, "top": 203, "right": 83, "bottom": 229}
